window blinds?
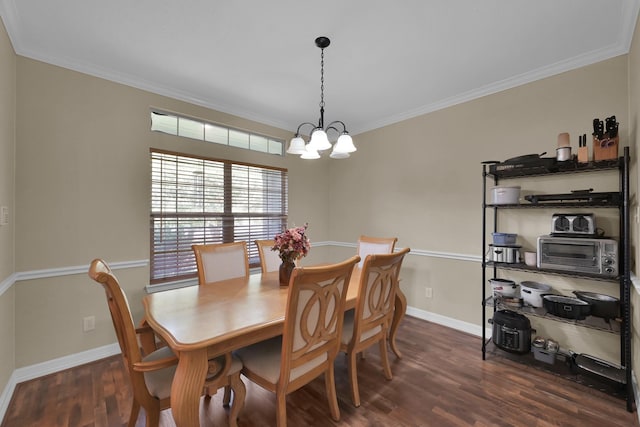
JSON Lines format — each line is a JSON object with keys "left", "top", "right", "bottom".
{"left": 150, "top": 149, "right": 288, "bottom": 284}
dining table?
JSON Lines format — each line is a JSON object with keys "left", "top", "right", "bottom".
{"left": 142, "top": 266, "right": 407, "bottom": 427}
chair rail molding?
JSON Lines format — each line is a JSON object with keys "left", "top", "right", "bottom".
{"left": 0, "top": 273, "right": 16, "bottom": 297}
{"left": 0, "top": 260, "right": 149, "bottom": 298}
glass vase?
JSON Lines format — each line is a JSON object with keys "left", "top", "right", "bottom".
{"left": 279, "top": 260, "right": 295, "bottom": 287}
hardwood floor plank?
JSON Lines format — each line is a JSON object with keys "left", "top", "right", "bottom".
{"left": 1, "top": 316, "right": 637, "bottom": 426}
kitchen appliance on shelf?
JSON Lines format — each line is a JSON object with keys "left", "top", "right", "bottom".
{"left": 542, "top": 295, "right": 591, "bottom": 320}
{"left": 486, "top": 245, "right": 521, "bottom": 264}
{"left": 524, "top": 189, "right": 621, "bottom": 206}
{"left": 550, "top": 213, "right": 596, "bottom": 237}
{"left": 537, "top": 236, "right": 618, "bottom": 276}
{"left": 492, "top": 310, "right": 531, "bottom": 354}
{"left": 573, "top": 353, "right": 626, "bottom": 386}
{"left": 485, "top": 153, "right": 557, "bottom": 177}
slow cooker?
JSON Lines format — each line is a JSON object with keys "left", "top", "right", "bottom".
{"left": 487, "top": 244, "right": 521, "bottom": 264}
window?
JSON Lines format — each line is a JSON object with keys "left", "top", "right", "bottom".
{"left": 150, "top": 149, "right": 288, "bottom": 284}
{"left": 150, "top": 110, "right": 285, "bottom": 155}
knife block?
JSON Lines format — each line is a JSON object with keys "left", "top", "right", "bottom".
{"left": 577, "top": 145, "right": 589, "bottom": 163}
{"left": 593, "top": 135, "right": 618, "bottom": 161}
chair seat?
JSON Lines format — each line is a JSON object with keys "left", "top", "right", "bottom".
{"left": 143, "top": 347, "right": 242, "bottom": 400}
{"left": 340, "top": 309, "right": 381, "bottom": 346}
{"left": 235, "top": 337, "right": 283, "bottom": 384}
{"left": 236, "top": 336, "right": 328, "bottom": 385}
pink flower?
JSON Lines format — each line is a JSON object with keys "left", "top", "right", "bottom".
{"left": 272, "top": 223, "right": 311, "bottom": 263}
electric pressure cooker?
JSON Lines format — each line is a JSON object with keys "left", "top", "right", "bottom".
{"left": 492, "top": 310, "right": 531, "bottom": 354}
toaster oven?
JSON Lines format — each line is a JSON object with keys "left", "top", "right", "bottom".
{"left": 537, "top": 235, "right": 617, "bottom": 276}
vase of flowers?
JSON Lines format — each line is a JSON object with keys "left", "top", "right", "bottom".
{"left": 272, "top": 223, "right": 311, "bottom": 286}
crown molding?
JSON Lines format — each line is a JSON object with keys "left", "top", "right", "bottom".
{"left": 3, "top": 0, "right": 638, "bottom": 136}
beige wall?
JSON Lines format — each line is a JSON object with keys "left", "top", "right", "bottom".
{"left": 0, "top": 17, "right": 16, "bottom": 393}
{"left": 328, "top": 55, "right": 630, "bottom": 361}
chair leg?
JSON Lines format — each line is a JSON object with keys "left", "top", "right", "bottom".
{"left": 325, "top": 364, "right": 341, "bottom": 421}
{"left": 127, "top": 400, "right": 140, "bottom": 427}
{"left": 203, "top": 384, "right": 213, "bottom": 401}
{"left": 223, "top": 385, "right": 232, "bottom": 407}
{"left": 228, "top": 373, "right": 246, "bottom": 427}
{"left": 276, "top": 392, "right": 287, "bottom": 427}
{"left": 145, "top": 407, "right": 161, "bottom": 427}
{"left": 379, "top": 338, "right": 392, "bottom": 380}
{"left": 347, "top": 350, "right": 361, "bottom": 407}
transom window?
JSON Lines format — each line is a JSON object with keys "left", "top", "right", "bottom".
{"left": 150, "top": 149, "right": 288, "bottom": 284}
{"left": 150, "top": 110, "right": 284, "bottom": 155}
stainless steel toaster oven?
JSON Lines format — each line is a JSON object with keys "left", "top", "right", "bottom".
{"left": 537, "top": 235, "right": 617, "bottom": 277}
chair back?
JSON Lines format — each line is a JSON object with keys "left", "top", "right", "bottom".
{"left": 87, "top": 258, "right": 153, "bottom": 408}
{"left": 356, "top": 235, "right": 397, "bottom": 267}
{"left": 352, "top": 248, "right": 410, "bottom": 346}
{"left": 192, "top": 241, "right": 249, "bottom": 284}
{"left": 255, "top": 239, "right": 282, "bottom": 273}
{"left": 88, "top": 259, "right": 141, "bottom": 367}
{"left": 280, "top": 255, "right": 360, "bottom": 391}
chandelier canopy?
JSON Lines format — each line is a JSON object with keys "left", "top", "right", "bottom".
{"left": 287, "top": 36, "right": 357, "bottom": 159}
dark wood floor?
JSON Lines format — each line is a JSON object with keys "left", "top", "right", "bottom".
{"left": 2, "top": 316, "right": 637, "bottom": 427}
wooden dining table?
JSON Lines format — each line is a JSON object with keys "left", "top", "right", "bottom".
{"left": 142, "top": 266, "right": 407, "bottom": 427}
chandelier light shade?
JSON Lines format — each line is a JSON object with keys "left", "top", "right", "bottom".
{"left": 287, "top": 36, "right": 357, "bottom": 159}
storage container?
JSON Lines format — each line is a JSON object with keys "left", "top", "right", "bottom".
{"left": 492, "top": 232, "right": 517, "bottom": 245}
{"left": 533, "top": 347, "right": 556, "bottom": 365}
{"left": 491, "top": 186, "right": 521, "bottom": 205}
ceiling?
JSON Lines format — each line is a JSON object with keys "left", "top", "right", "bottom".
{"left": 1, "top": 0, "right": 639, "bottom": 136}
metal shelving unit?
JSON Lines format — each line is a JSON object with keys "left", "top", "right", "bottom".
{"left": 481, "top": 147, "right": 633, "bottom": 411}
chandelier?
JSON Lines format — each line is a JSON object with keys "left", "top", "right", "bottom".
{"left": 287, "top": 36, "right": 357, "bottom": 159}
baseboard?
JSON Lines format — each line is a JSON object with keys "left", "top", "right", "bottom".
{"left": 0, "top": 343, "right": 121, "bottom": 422}
{"left": 12, "top": 343, "right": 121, "bottom": 384}
{"left": 406, "top": 306, "right": 484, "bottom": 337}
{"left": 0, "top": 372, "right": 16, "bottom": 424}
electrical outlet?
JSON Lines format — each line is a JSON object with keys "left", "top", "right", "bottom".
{"left": 83, "top": 316, "right": 95, "bottom": 332}
{"left": 425, "top": 287, "right": 433, "bottom": 298}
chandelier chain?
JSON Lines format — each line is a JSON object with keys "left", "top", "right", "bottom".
{"left": 319, "top": 48, "right": 325, "bottom": 109}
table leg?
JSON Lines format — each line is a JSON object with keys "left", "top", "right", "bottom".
{"left": 389, "top": 288, "right": 407, "bottom": 359}
{"left": 171, "top": 348, "right": 208, "bottom": 427}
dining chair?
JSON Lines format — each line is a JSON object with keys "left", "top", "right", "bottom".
{"left": 192, "top": 241, "right": 249, "bottom": 284}
{"left": 356, "top": 235, "right": 398, "bottom": 267}
{"left": 235, "top": 255, "right": 361, "bottom": 427}
{"left": 255, "top": 239, "right": 283, "bottom": 273}
{"left": 340, "top": 247, "right": 411, "bottom": 407}
{"left": 88, "top": 259, "right": 245, "bottom": 427}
